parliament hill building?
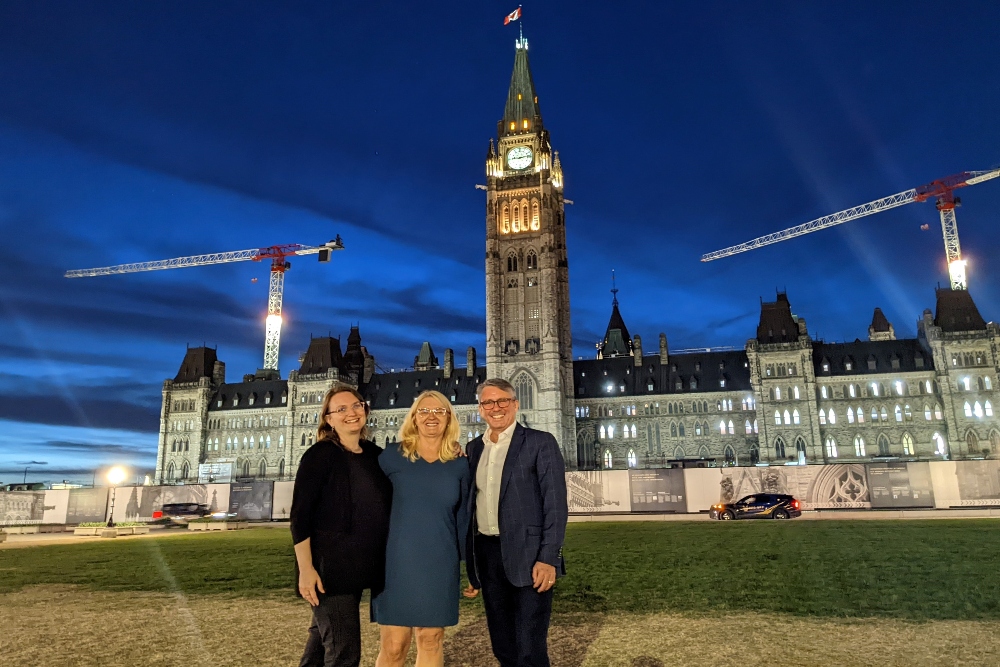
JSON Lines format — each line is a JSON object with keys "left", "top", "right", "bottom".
{"left": 155, "top": 39, "right": 1000, "bottom": 483}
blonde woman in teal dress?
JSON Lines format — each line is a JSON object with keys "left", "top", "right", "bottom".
{"left": 373, "top": 390, "right": 471, "bottom": 667}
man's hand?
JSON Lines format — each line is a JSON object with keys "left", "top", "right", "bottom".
{"left": 462, "top": 585, "right": 480, "bottom": 598}
{"left": 298, "top": 565, "right": 325, "bottom": 606}
{"left": 532, "top": 561, "right": 557, "bottom": 592}
{"left": 451, "top": 441, "right": 467, "bottom": 458}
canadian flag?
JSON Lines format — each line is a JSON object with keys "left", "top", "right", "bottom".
{"left": 504, "top": 7, "right": 521, "bottom": 24}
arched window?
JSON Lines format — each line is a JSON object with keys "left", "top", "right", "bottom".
{"left": 825, "top": 437, "right": 838, "bottom": 458}
{"left": 934, "top": 404, "right": 943, "bottom": 420}
{"left": 521, "top": 202, "right": 530, "bottom": 231}
{"left": 819, "top": 410, "right": 826, "bottom": 425}
{"left": 259, "top": 459, "right": 267, "bottom": 478}
{"left": 877, "top": 434, "right": 890, "bottom": 456}
{"left": 987, "top": 401, "right": 994, "bottom": 417}
{"left": 894, "top": 405, "right": 902, "bottom": 422}
{"left": 627, "top": 449, "right": 637, "bottom": 468}
{"left": 745, "top": 420, "right": 752, "bottom": 434}
{"left": 792, "top": 409, "right": 800, "bottom": 425}
{"left": 856, "top": 406, "right": 864, "bottom": 424}
{"left": 678, "top": 423, "right": 685, "bottom": 437}
{"left": 967, "top": 431, "right": 980, "bottom": 452}
{"left": 513, "top": 373, "right": 535, "bottom": 410}
{"left": 774, "top": 410, "right": 782, "bottom": 425}
{"left": 166, "top": 462, "right": 175, "bottom": 481}
{"left": 933, "top": 433, "right": 947, "bottom": 457}
{"left": 655, "top": 423, "right": 661, "bottom": 448}
{"left": 774, "top": 437, "right": 786, "bottom": 459}
{"left": 783, "top": 410, "right": 791, "bottom": 425}
{"left": 879, "top": 406, "right": 888, "bottom": 422}
{"left": 501, "top": 204, "right": 510, "bottom": 234}
{"left": 974, "top": 402, "right": 984, "bottom": 418}
{"left": 719, "top": 420, "right": 726, "bottom": 435}
{"left": 795, "top": 437, "right": 807, "bottom": 459}
{"left": 278, "top": 459, "right": 285, "bottom": 478}
{"left": 749, "top": 443, "right": 760, "bottom": 465}
{"left": 181, "top": 462, "right": 190, "bottom": 480}
{"left": 793, "top": 386, "right": 800, "bottom": 400}
{"left": 604, "top": 450, "right": 613, "bottom": 468}
{"left": 526, "top": 249, "right": 538, "bottom": 270}
{"left": 854, "top": 435, "right": 866, "bottom": 457}
{"left": 964, "top": 401, "right": 973, "bottom": 417}
{"left": 674, "top": 446, "right": 686, "bottom": 460}
{"left": 775, "top": 387, "right": 782, "bottom": 400}
{"left": 723, "top": 445, "right": 736, "bottom": 466}
{"left": 989, "top": 430, "right": 1000, "bottom": 453}
{"left": 623, "top": 425, "right": 629, "bottom": 440}
{"left": 507, "top": 252, "right": 518, "bottom": 272}
{"left": 902, "top": 433, "right": 914, "bottom": 455}
{"left": 531, "top": 200, "right": 540, "bottom": 231}
{"left": 512, "top": 203, "right": 521, "bottom": 232}
{"left": 828, "top": 409, "right": 836, "bottom": 425}
{"left": 170, "top": 440, "right": 177, "bottom": 453}
{"left": 727, "top": 419, "right": 734, "bottom": 435}
{"left": 753, "top": 419, "right": 758, "bottom": 434}
{"left": 599, "top": 424, "right": 606, "bottom": 439}
{"left": 242, "top": 460, "right": 251, "bottom": 477}
{"left": 847, "top": 407, "right": 855, "bottom": 424}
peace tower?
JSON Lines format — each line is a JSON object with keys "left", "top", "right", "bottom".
{"left": 484, "top": 37, "right": 577, "bottom": 465}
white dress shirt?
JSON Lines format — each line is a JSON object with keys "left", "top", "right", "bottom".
{"left": 475, "top": 421, "right": 517, "bottom": 535}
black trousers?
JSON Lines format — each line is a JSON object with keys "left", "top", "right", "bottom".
{"left": 475, "top": 534, "right": 554, "bottom": 667}
{"left": 299, "top": 591, "right": 363, "bottom": 667}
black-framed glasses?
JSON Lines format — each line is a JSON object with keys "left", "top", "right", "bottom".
{"left": 327, "top": 402, "right": 365, "bottom": 415}
{"left": 416, "top": 408, "right": 449, "bottom": 417}
{"left": 479, "top": 398, "right": 515, "bottom": 409}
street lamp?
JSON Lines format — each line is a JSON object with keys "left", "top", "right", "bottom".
{"left": 106, "top": 466, "right": 127, "bottom": 528}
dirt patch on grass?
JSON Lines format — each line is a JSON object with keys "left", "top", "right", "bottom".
{"left": 4, "top": 586, "right": 1000, "bottom": 666}
{"left": 582, "top": 612, "right": 1000, "bottom": 667}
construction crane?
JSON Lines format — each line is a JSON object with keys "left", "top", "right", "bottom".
{"left": 65, "top": 237, "right": 345, "bottom": 373}
{"left": 701, "top": 168, "right": 1000, "bottom": 290}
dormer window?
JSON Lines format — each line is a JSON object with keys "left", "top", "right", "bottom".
{"left": 265, "top": 392, "right": 272, "bottom": 405}
{"left": 845, "top": 358, "right": 853, "bottom": 372}
{"left": 522, "top": 119, "right": 529, "bottom": 129}
{"left": 821, "top": 359, "right": 830, "bottom": 372}
{"left": 248, "top": 393, "right": 256, "bottom": 406}
{"left": 233, "top": 394, "right": 241, "bottom": 407}
{"left": 281, "top": 392, "right": 287, "bottom": 404}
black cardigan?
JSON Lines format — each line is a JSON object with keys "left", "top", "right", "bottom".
{"left": 290, "top": 438, "right": 392, "bottom": 594}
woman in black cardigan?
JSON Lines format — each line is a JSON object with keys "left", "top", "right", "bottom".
{"left": 291, "top": 383, "right": 392, "bottom": 667}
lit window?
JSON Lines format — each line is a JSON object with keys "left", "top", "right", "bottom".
{"left": 854, "top": 436, "right": 866, "bottom": 457}
{"left": 934, "top": 404, "right": 943, "bottom": 420}
{"left": 933, "top": 433, "right": 946, "bottom": 456}
{"left": 821, "top": 386, "right": 828, "bottom": 399}
{"left": 986, "top": 377, "right": 993, "bottom": 391}
{"left": 720, "top": 420, "right": 726, "bottom": 434}
{"left": 849, "top": 384, "right": 857, "bottom": 398}
{"left": 783, "top": 410, "right": 791, "bottom": 425}
{"left": 531, "top": 201, "right": 540, "bottom": 231}
{"left": 871, "top": 407, "right": 878, "bottom": 422}
{"left": 962, "top": 377, "right": 972, "bottom": 391}
{"left": 894, "top": 405, "right": 902, "bottom": 422}
{"left": 631, "top": 424, "right": 637, "bottom": 438}
{"left": 522, "top": 118, "right": 529, "bottom": 129}
{"left": 775, "top": 411, "right": 782, "bottom": 425}
{"left": 623, "top": 425, "right": 629, "bottom": 439}
{"left": 902, "top": 433, "right": 914, "bottom": 455}
{"left": 880, "top": 407, "right": 888, "bottom": 422}
{"left": 826, "top": 437, "right": 838, "bottom": 458}
{"left": 904, "top": 404, "right": 912, "bottom": 420}
{"left": 775, "top": 387, "right": 782, "bottom": 400}
{"left": 895, "top": 381, "right": 904, "bottom": 396}
{"left": 627, "top": 449, "right": 637, "bottom": 468}
{"left": 974, "top": 402, "right": 984, "bottom": 418}
{"left": 828, "top": 409, "right": 836, "bottom": 425}
{"left": 604, "top": 450, "right": 613, "bottom": 468}
{"left": 870, "top": 382, "right": 879, "bottom": 397}
{"left": 509, "top": 121, "right": 516, "bottom": 131}
{"left": 745, "top": 420, "right": 752, "bottom": 434}
{"left": 965, "top": 401, "right": 973, "bottom": 417}
{"left": 792, "top": 409, "right": 800, "bottom": 425}
{"left": 599, "top": 424, "right": 606, "bottom": 439}
{"left": 924, "top": 405, "right": 931, "bottom": 420}
{"left": 819, "top": 410, "right": 826, "bottom": 425}
{"left": 987, "top": 401, "right": 994, "bottom": 417}
{"left": 728, "top": 420, "right": 734, "bottom": 435}
{"left": 608, "top": 425, "right": 615, "bottom": 438}
{"left": 753, "top": 419, "right": 758, "bottom": 434}
{"left": 793, "top": 386, "right": 800, "bottom": 400}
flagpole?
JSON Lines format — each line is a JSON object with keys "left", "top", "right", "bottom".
{"left": 519, "top": 6, "right": 523, "bottom": 43}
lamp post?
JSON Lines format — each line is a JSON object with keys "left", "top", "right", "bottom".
{"left": 106, "top": 466, "right": 127, "bottom": 528}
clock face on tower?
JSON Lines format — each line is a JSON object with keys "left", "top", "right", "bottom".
{"left": 506, "top": 146, "right": 533, "bottom": 171}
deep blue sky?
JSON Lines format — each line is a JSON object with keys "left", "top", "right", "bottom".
{"left": 2, "top": 2, "right": 999, "bottom": 484}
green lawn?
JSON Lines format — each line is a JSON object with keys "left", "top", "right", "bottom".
{"left": 3, "top": 521, "right": 999, "bottom": 620}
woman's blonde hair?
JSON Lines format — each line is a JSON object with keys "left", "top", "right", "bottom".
{"left": 397, "top": 390, "right": 460, "bottom": 462}
{"left": 316, "top": 384, "right": 371, "bottom": 446}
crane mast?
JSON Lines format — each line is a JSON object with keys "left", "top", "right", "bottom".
{"left": 701, "top": 168, "right": 1000, "bottom": 290}
{"left": 66, "top": 237, "right": 345, "bottom": 373}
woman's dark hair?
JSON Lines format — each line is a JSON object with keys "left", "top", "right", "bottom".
{"left": 316, "top": 384, "right": 371, "bottom": 445}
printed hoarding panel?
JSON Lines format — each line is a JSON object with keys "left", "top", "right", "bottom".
{"left": 42, "top": 489, "right": 70, "bottom": 524}
{"left": 717, "top": 464, "right": 871, "bottom": 509}
{"left": 198, "top": 463, "right": 233, "bottom": 483}
{"left": 866, "top": 462, "right": 935, "bottom": 508}
{"left": 110, "top": 484, "right": 232, "bottom": 522}
{"left": 272, "top": 481, "right": 294, "bottom": 520}
{"left": 228, "top": 481, "right": 273, "bottom": 520}
{"left": 0, "top": 491, "right": 46, "bottom": 525}
{"left": 683, "top": 468, "right": 725, "bottom": 513}
{"left": 953, "top": 460, "right": 1000, "bottom": 506}
{"left": 566, "top": 470, "right": 631, "bottom": 513}
{"left": 627, "top": 469, "right": 686, "bottom": 512}
{"left": 66, "top": 488, "right": 109, "bottom": 524}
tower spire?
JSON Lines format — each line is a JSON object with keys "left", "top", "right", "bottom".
{"left": 611, "top": 269, "right": 619, "bottom": 307}
{"left": 501, "top": 33, "right": 542, "bottom": 136}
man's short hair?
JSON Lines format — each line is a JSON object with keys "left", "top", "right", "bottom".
{"left": 476, "top": 377, "right": 516, "bottom": 400}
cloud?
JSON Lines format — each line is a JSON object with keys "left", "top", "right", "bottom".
{"left": 40, "top": 440, "right": 154, "bottom": 457}
{"left": 0, "top": 394, "right": 159, "bottom": 432}
{"left": 13, "top": 460, "right": 48, "bottom": 465}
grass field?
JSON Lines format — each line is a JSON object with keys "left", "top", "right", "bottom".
{"left": 3, "top": 520, "right": 1000, "bottom": 666}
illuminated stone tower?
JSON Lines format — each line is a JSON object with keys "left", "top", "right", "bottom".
{"left": 484, "top": 37, "right": 576, "bottom": 466}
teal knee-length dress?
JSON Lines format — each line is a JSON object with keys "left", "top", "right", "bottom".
{"left": 372, "top": 443, "right": 471, "bottom": 627}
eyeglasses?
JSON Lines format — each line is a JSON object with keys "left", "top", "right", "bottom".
{"left": 327, "top": 402, "right": 365, "bottom": 415}
{"left": 479, "top": 398, "right": 515, "bottom": 409}
{"left": 416, "top": 408, "right": 449, "bottom": 417}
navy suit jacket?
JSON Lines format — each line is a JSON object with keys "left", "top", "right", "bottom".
{"left": 465, "top": 422, "right": 568, "bottom": 589}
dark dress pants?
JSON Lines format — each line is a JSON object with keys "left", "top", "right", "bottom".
{"left": 475, "top": 534, "right": 554, "bottom": 667}
{"left": 299, "top": 591, "right": 363, "bottom": 667}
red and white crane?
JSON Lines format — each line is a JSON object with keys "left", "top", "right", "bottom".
{"left": 701, "top": 168, "right": 1000, "bottom": 290}
{"left": 65, "top": 236, "right": 345, "bottom": 372}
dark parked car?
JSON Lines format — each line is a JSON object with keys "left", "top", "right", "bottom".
{"left": 710, "top": 493, "right": 802, "bottom": 520}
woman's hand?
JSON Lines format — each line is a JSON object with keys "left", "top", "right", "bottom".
{"left": 451, "top": 441, "right": 467, "bottom": 458}
{"left": 462, "top": 585, "right": 480, "bottom": 598}
{"left": 298, "top": 565, "right": 325, "bottom": 606}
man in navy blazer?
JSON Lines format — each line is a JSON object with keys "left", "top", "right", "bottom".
{"left": 463, "top": 378, "right": 568, "bottom": 667}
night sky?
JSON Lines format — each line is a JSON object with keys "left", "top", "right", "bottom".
{"left": 2, "top": 2, "right": 999, "bottom": 484}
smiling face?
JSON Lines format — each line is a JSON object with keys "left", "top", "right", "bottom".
{"left": 478, "top": 385, "right": 519, "bottom": 434}
{"left": 414, "top": 395, "right": 450, "bottom": 441}
{"left": 324, "top": 391, "right": 367, "bottom": 440}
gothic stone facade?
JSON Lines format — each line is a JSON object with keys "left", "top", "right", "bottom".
{"left": 154, "top": 43, "right": 1000, "bottom": 483}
